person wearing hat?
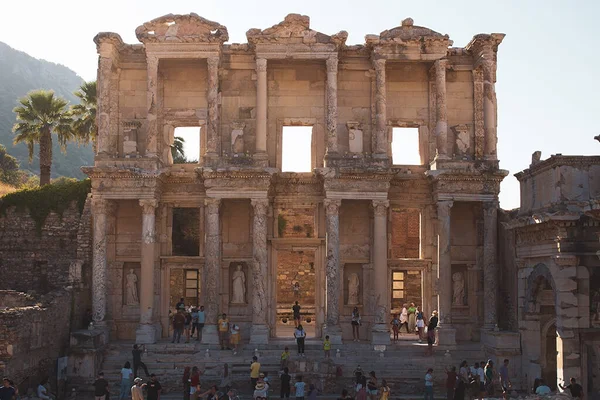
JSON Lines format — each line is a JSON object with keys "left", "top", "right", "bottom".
{"left": 254, "top": 380, "right": 269, "bottom": 400}
{"left": 131, "top": 378, "right": 145, "bottom": 400}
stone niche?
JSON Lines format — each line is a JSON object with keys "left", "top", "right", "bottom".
{"left": 343, "top": 263, "right": 363, "bottom": 306}
{"left": 122, "top": 262, "right": 141, "bottom": 310}
{"left": 229, "top": 262, "right": 249, "bottom": 306}
{"left": 231, "top": 122, "right": 246, "bottom": 154}
{"left": 452, "top": 124, "right": 471, "bottom": 159}
{"left": 122, "top": 121, "right": 141, "bottom": 157}
{"left": 347, "top": 121, "right": 363, "bottom": 153}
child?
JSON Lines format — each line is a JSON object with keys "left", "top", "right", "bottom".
{"left": 390, "top": 314, "right": 400, "bottom": 342}
{"left": 323, "top": 335, "right": 331, "bottom": 359}
{"left": 280, "top": 347, "right": 291, "bottom": 370}
{"left": 294, "top": 375, "right": 305, "bottom": 400}
{"left": 425, "top": 368, "right": 434, "bottom": 400}
{"left": 230, "top": 323, "right": 240, "bottom": 354}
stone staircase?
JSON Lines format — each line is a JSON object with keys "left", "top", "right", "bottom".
{"left": 98, "top": 337, "right": 485, "bottom": 398}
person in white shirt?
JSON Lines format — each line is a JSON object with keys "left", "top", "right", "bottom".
{"left": 294, "top": 325, "right": 306, "bottom": 356}
{"left": 399, "top": 305, "right": 409, "bottom": 333}
{"left": 37, "top": 378, "right": 53, "bottom": 400}
{"left": 120, "top": 362, "right": 133, "bottom": 400}
{"left": 131, "top": 378, "right": 145, "bottom": 400}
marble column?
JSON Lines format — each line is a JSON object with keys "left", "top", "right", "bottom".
{"left": 92, "top": 198, "right": 110, "bottom": 326}
{"left": 145, "top": 55, "right": 159, "bottom": 158}
{"left": 434, "top": 60, "right": 449, "bottom": 159}
{"left": 250, "top": 199, "right": 269, "bottom": 344}
{"left": 372, "top": 200, "right": 390, "bottom": 345}
{"left": 482, "top": 59, "right": 498, "bottom": 160}
{"left": 324, "top": 199, "right": 342, "bottom": 343}
{"left": 255, "top": 58, "right": 268, "bottom": 162}
{"left": 436, "top": 200, "right": 456, "bottom": 345}
{"left": 202, "top": 198, "right": 221, "bottom": 344}
{"left": 472, "top": 67, "right": 485, "bottom": 159}
{"left": 97, "top": 57, "right": 113, "bottom": 156}
{"left": 205, "top": 57, "right": 220, "bottom": 162}
{"left": 326, "top": 56, "right": 339, "bottom": 156}
{"left": 136, "top": 199, "right": 160, "bottom": 343}
{"left": 373, "top": 59, "right": 388, "bottom": 156}
{"left": 483, "top": 201, "right": 498, "bottom": 329}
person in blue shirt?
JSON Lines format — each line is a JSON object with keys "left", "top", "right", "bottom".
{"left": 294, "top": 375, "right": 306, "bottom": 400}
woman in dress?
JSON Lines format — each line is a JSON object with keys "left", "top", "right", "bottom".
{"left": 415, "top": 306, "right": 425, "bottom": 342}
{"left": 351, "top": 307, "right": 361, "bottom": 342}
{"left": 426, "top": 311, "right": 438, "bottom": 356}
{"left": 294, "top": 324, "right": 306, "bottom": 356}
{"left": 407, "top": 303, "right": 417, "bottom": 333}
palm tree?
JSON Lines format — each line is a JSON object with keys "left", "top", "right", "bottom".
{"left": 171, "top": 136, "right": 186, "bottom": 163}
{"left": 13, "top": 90, "right": 74, "bottom": 186}
{"left": 71, "top": 81, "right": 97, "bottom": 148}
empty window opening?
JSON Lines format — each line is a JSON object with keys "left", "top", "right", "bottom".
{"left": 172, "top": 127, "right": 201, "bottom": 164}
{"left": 172, "top": 208, "right": 200, "bottom": 256}
{"left": 392, "top": 127, "right": 421, "bottom": 165}
{"left": 282, "top": 126, "right": 312, "bottom": 172}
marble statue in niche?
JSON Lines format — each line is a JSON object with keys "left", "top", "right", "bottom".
{"left": 347, "top": 272, "right": 360, "bottom": 305}
{"left": 125, "top": 269, "right": 139, "bottom": 305}
{"left": 452, "top": 272, "right": 465, "bottom": 305}
{"left": 231, "top": 264, "right": 246, "bottom": 304}
{"left": 231, "top": 122, "right": 246, "bottom": 154}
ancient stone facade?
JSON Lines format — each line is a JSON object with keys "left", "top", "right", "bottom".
{"left": 85, "top": 13, "right": 507, "bottom": 346}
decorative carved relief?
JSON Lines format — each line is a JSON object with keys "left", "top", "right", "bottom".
{"left": 136, "top": 13, "right": 229, "bottom": 43}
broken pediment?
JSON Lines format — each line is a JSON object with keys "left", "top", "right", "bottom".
{"left": 246, "top": 14, "right": 347, "bottom": 48}
{"left": 135, "top": 13, "right": 229, "bottom": 44}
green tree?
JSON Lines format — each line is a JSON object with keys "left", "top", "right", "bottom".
{"left": 171, "top": 136, "right": 186, "bottom": 163}
{"left": 71, "top": 81, "right": 97, "bottom": 148}
{"left": 13, "top": 90, "right": 74, "bottom": 186}
{"left": 0, "top": 144, "right": 24, "bottom": 186}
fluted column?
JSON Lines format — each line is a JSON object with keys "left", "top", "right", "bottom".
{"left": 250, "top": 199, "right": 269, "bottom": 343}
{"left": 136, "top": 199, "right": 159, "bottom": 343}
{"left": 326, "top": 56, "right": 339, "bottom": 156}
{"left": 372, "top": 200, "right": 390, "bottom": 344}
{"left": 436, "top": 200, "right": 456, "bottom": 345}
{"left": 324, "top": 199, "right": 342, "bottom": 343}
{"left": 434, "top": 60, "right": 449, "bottom": 159}
{"left": 373, "top": 59, "right": 388, "bottom": 155}
{"left": 97, "top": 57, "right": 113, "bottom": 156}
{"left": 255, "top": 58, "right": 268, "bottom": 162}
{"left": 145, "top": 55, "right": 159, "bottom": 158}
{"left": 205, "top": 57, "right": 220, "bottom": 161}
{"left": 202, "top": 198, "right": 221, "bottom": 344}
{"left": 92, "top": 198, "right": 111, "bottom": 325}
{"left": 482, "top": 59, "right": 498, "bottom": 159}
{"left": 483, "top": 201, "right": 498, "bottom": 328}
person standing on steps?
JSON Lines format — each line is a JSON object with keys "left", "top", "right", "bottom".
{"left": 94, "top": 372, "right": 109, "bottom": 400}
{"left": 191, "top": 307, "right": 199, "bottom": 341}
{"left": 323, "top": 335, "right": 331, "bottom": 359}
{"left": 366, "top": 371, "right": 378, "bottom": 400}
{"left": 172, "top": 308, "right": 186, "bottom": 344}
{"left": 445, "top": 366, "right": 457, "bottom": 400}
{"left": 416, "top": 306, "right": 425, "bottom": 342}
{"left": 292, "top": 301, "right": 301, "bottom": 328}
{"left": 380, "top": 379, "right": 390, "bottom": 400}
{"left": 131, "top": 378, "right": 145, "bottom": 400}
{"left": 218, "top": 313, "right": 230, "bottom": 350}
{"left": 280, "top": 347, "right": 291, "bottom": 370}
{"left": 197, "top": 306, "right": 206, "bottom": 341}
{"left": 189, "top": 366, "right": 200, "bottom": 399}
{"left": 119, "top": 362, "right": 133, "bottom": 400}
{"left": 230, "top": 324, "right": 240, "bottom": 355}
{"left": 146, "top": 375, "right": 161, "bottom": 400}
{"left": 351, "top": 307, "right": 361, "bottom": 342}
{"left": 294, "top": 324, "right": 306, "bottom": 357}
{"left": 426, "top": 311, "right": 438, "bottom": 356}
{"left": 280, "top": 367, "right": 291, "bottom": 400}
{"left": 293, "top": 376, "right": 305, "bottom": 400}
{"left": 408, "top": 303, "right": 417, "bottom": 333}
{"left": 184, "top": 309, "right": 192, "bottom": 343}
{"left": 399, "top": 304, "right": 409, "bottom": 333}
{"left": 182, "top": 367, "right": 191, "bottom": 400}
{"left": 559, "top": 377, "right": 584, "bottom": 399}
{"left": 390, "top": 314, "right": 400, "bottom": 343}
{"left": 132, "top": 344, "right": 150, "bottom": 378}
{"left": 250, "top": 356, "right": 261, "bottom": 391}
{"left": 424, "top": 368, "right": 434, "bottom": 400}
{"left": 498, "top": 359, "right": 511, "bottom": 399}
{"left": 176, "top": 298, "right": 185, "bottom": 310}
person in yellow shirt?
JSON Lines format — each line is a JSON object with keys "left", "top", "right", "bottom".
{"left": 323, "top": 335, "right": 331, "bottom": 359}
{"left": 218, "top": 313, "right": 230, "bottom": 350}
{"left": 250, "top": 356, "right": 261, "bottom": 391}
{"left": 280, "top": 347, "right": 291, "bottom": 370}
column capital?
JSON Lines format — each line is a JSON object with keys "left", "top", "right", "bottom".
{"left": 92, "top": 198, "right": 116, "bottom": 216}
{"left": 372, "top": 58, "right": 386, "bottom": 71}
{"left": 372, "top": 200, "right": 389, "bottom": 216}
{"left": 146, "top": 54, "right": 159, "bottom": 70}
{"left": 326, "top": 56, "right": 338, "bottom": 72}
{"left": 205, "top": 197, "right": 221, "bottom": 213}
{"left": 139, "top": 199, "right": 158, "bottom": 214}
{"left": 251, "top": 198, "right": 269, "bottom": 215}
{"left": 434, "top": 58, "right": 449, "bottom": 71}
{"left": 256, "top": 58, "right": 267, "bottom": 72}
{"left": 483, "top": 200, "right": 499, "bottom": 212}
{"left": 207, "top": 57, "right": 220, "bottom": 69}
{"left": 324, "top": 199, "right": 341, "bottom": 215}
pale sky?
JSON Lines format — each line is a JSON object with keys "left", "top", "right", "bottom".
{"left": 2, "top": 0, "right": 598, "bottom": 209}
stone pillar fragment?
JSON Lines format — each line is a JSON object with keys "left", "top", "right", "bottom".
{"left": 136, "top": 199, "right": 159, "bottom": 343}
{"left": 202, "top": 198, "right": 221, "bottom": 344}
{"left": 255, "top": 58, "right": 268, "bottom": 162}
{"left": 145, "top": 56, "right": 159, "bottom": 158}
{"left": 483, "top": 201, "right": 498, "bottom": 328}
{"left": 324, "top": 199, "right": 342, "bottom": 343}
{"left": 437, "top": 200, "right": 456, "bottom": 345}
{"left": 205, "top": 57, "right": 220, "bottom": 161}
{"left": 372, "top": 200, "right": 390, "bottom": 345}
{"left": 434, "top": 60, "right": 449, "bottom": 159}
{"left": 250, "top": 199, "right": 269, "bottom": 344}
{"left": 92, "top": 198, "right": 111, "bottom": 325}
{"left": 373, "top": 59, "right": 388, "bottom": 156}
{"left": 326, "top": 56, "right": 339, "bottom": 156}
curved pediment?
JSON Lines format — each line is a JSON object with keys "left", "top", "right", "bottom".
{"left": 135, "top": 13, "right": 229, "bottom": 44}
{"left": 246, "top": 14, "right": 347, "bottom": 48}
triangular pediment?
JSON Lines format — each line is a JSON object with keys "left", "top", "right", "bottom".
{"left": 367, "top": 18, "right": 452, "bottom": 46}
{"left": 135, "top": 13, "right": 229, "bottom": 44}
{"left": 246, "top": 14, "right": 347, "bottom": 47}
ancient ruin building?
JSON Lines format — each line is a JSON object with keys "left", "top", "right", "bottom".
{"left": 84, "top": 13, "right": 507, "bottom": 347}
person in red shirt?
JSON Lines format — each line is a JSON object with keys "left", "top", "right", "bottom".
{"left": 445, "top": 366, "right": 457, "bottom": 400}
{"left": 189, "top": 367, "right": 201, "bottom": 398}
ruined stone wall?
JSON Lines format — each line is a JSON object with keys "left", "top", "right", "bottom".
{"left": 0, "top": 202, "right": 83, "bottom": 293}
{"left": 0, "top": 289, "right": 72, "bottom": 395}
{"left": 498, "top": 209, "right": 519, "bottom": 331}
{"left": 337, "top": 66, "right": 372, "bottom": 154}
{"left": 221, "top": 200, "right": 251, "bottom": 258}
{"left": 276, "top": 250, "right": 316, "bottom": 306}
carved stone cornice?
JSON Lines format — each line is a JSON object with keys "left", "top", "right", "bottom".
{"left": 135, "top": 13, "right": 229, "bottom": 44}
{"left": 197, "top": 167, "right": 276, "bottom": 191}
{"left": 514, "top": 155, "right": 600, "bottom": 182}
{"left": 427, "top": 167, "right": 508, "bottom": 198}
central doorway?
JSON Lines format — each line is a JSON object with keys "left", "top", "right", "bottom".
{"left": 275, "top": 249, "right": 316, "bottom": 338}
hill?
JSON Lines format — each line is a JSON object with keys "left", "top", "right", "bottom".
{"left": 0, "top": 41, "right": 94, "bottom": 179}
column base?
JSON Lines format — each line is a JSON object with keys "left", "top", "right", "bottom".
{"left": 249, "top": 324, "right": 270, "bottom": 345}
{"left": 200, "top": 324, "right": 220, "bottom": 345}
{"left": 136, "top": 323, "right": 161, "bottom": 344}
{"left": 371, "top": 323, "right": 391, "bottom": 345}
{"left": 436, "top": 326, "right": 456, "bottom": 346}
{"left": 322, "top": 324, "right": 342, "bottom": 345}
